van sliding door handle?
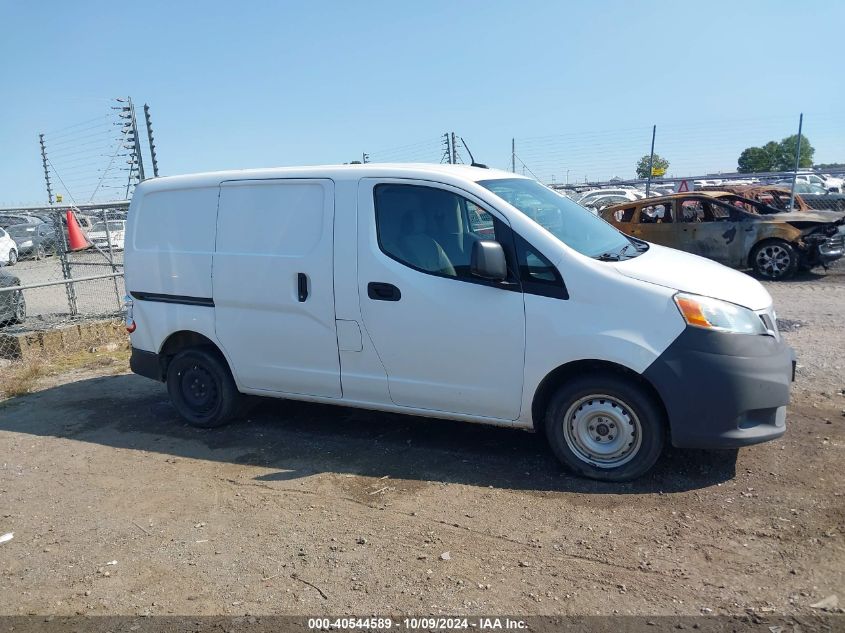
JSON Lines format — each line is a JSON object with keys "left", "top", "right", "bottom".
{"left": 297, "top": 273, "right": 308, "bottom": 302}
{"left": 368, "top": 282, "right": 401, "bottom": 301}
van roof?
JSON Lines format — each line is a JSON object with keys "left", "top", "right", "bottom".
{"left": 134, "top": 163, "right": 524, "bottom": 195}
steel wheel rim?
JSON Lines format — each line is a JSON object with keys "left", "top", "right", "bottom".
{"left": 8, "top": 250, "right": 16, "bottom": 265}
{"left": 756, "top": 244, "right": 790, "bottom": 277}
{"left": 179, "top": 364, "right": 218, "bottom": 414}
{"left": 562, "top": 394, "right": 642, "bottom": 469}
{"left": 15, "top": 295, "right": 25, "bottom": 320}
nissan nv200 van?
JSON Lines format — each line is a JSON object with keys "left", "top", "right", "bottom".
{"left": 125, "top": 164, "right": 794, "bottom": 481}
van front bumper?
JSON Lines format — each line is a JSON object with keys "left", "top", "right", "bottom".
{"left": 643, "top": 327, "right": 794, "bottom": 449}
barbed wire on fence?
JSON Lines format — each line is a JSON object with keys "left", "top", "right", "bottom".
{"left": 513, "top": 113, "right": 845, "bottom": 186}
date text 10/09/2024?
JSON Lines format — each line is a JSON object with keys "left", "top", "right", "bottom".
{"left": 307, "top": 617, "right": 528, "bottom": 630}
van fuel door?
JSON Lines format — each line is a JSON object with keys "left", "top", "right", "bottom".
{"left": 336, "top": 319, "right": 363, "bottom": 352}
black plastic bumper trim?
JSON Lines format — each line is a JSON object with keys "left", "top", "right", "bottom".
{"left": 130, "top": 347, "right": 163, "bottom": 382}
{"left": 643, "top": 327, "right": 794, "bottom": 449}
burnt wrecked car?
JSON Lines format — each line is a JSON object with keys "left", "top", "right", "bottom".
{"left": 703, "top": 184, "right": 845, "bottom": 215}
{"left": 600, "top": 192, "right": 845, "bottom": 280}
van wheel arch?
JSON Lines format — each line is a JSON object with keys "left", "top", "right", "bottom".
{"left": 531, "top": 359, "right": 668, "bottom": 438}
{"left": 159, "top": 331, "right": 231, "bottom": 381}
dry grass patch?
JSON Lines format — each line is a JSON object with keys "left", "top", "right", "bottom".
{"left": 0, "top": 340, "right": 130, "bottom": 400}
{"left": 0, "top": 359, "right": 48, "bottom": 398}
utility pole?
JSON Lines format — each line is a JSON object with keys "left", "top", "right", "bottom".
{"left": 788, "top": 113, "right": 804, "bottom": 211}
{"left": 38, "top": 133, "right": 54, "bottom": 204}
{"left": 451, "top": 132, "right": 458, "bottom": 164}
{"left": 362, "top": 152, "right": 369, "bottom": 164}
{"left": 143, "top": 103, "right": 159, "bottom": 177}
{"left": 645, "top": 125, "right": 656, "bottom": 196}
{"left": 511, "top": 138, "right": 516, "bottom": 173}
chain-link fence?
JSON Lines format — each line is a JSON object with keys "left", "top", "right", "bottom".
{"left": 0, "top": 204, "right": 128, "bottom": 362}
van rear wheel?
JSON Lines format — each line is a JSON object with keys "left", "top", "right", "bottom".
{"left": 166, "top": 348, "right": 242, "bottom": 428}
{"left": 545, "top": 373, "right": 665, "bottom": 481}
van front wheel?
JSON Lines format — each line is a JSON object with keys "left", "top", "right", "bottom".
{"left": 166, "top": 348, "right": 242, "bottom": 428}
{"left": 545, "top": 374, "right": 665, "bottom": 481}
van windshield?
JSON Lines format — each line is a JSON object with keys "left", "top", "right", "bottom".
{"left": 478, "top": 178, "right": 643, "bottom": 260}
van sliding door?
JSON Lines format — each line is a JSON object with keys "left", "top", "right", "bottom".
{"left": 213, "top": 179, "right": 341, "bottom": 397}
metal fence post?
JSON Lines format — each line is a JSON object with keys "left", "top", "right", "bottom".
{"left": 511, "top": 138, "right": 516, "bottom": 173}
{"left": 53, "top": 209, "right": 78, "bottom": 316}
{"left": 38, "top": 134, "right": 54, "bottom": 204}
{"left": 645, "top": 125, "right": 656, "bottom": 196}
{"left": 788, "top": 113, "right": 804, "bottom": 211}
{"left": 101, "top": 208, "right": 122, "bottom": 310}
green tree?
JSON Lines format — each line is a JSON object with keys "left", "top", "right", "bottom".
{"left": 737, "top": 135, "right": 814, "bottom": 172}
{"left": 775, "top": 134, "right": 814, "bottom": 171}
{"left": 737, "top": 141, "right": 780, "bottom": 172}
{"left": 635, "top": 154, "right": 669, "bottom": 179}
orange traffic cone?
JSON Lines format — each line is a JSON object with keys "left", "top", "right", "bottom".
{"left": 66, "top": 210, "right": 91, "bottom": 251}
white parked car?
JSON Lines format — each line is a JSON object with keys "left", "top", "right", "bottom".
{"left": 0, "top": 227, "right": 18, "bottom": 266}
{"left": 125, "top": 164, "right": 794, "bottom": 481}
{"left": 580, "top": 193, "right": 634, "bottom": 213}
{"left": 88, "top": 220, "right": 126, "bottom": 251}
{"left": 799, "top": 173, "right": 844, "bottom": 193}
{"left": 577, "top": 189, "right": 643, "bottom": 206}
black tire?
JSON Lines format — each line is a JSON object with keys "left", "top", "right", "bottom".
{"left": 544, "top": 373, "right": 666, "bottom": 482}
{"left": 12, "top": 293, "right": 25, "bottom": 324}
{"left": 750, "top": 239, "right": 798, "bottom": 280}
{"left": 7, "top": 249, "right": 17, "bottom": 266}
{"left": 166, "top": 348, "right": 242, "bottom": 428}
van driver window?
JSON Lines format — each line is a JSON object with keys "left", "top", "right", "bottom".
{"left": 374, "top": 184, "right": 502, "bottom": 280}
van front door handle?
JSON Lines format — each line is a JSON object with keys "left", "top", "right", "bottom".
{"left": 297, "top": 273, "right": 308, "bottom": 302}
{"left": 368, "top": 282, "right": 401, "bottom": 302}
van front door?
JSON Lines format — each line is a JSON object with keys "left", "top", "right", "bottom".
{"left": 356, "top": 179, "right": 525, "bottom": 421}
{"left": 213, "top": 179, "right": 341, "bottom": 397}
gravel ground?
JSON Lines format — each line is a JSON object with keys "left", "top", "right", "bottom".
{"left": 0, "top": 264, "right": 843, "bottom": 619}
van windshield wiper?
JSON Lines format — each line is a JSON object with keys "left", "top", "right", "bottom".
{"left": 596, "top": 243, "right": 635, "bottom": 261}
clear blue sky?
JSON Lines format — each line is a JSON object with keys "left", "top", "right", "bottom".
{"left": 2, "top": 0, "right": 844, "bottom": 204}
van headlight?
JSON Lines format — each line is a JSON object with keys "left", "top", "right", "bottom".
{"left": 673, "top": 293, "right": 767, "bottom": 335}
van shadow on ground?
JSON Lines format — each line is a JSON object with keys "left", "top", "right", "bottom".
{"left": 0, "top": 374, "right": 737, "bottom": 495}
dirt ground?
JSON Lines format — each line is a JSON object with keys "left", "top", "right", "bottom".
{"left": 1, "top": 266, "right": 843, "bottom": 619}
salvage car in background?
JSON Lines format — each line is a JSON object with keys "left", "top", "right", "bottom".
{"left": 5, "top": 222, "right": 56, "bottom": 259}
{"left": 87, "top": 219, "right": 126, "bottom": 251}
{"left": 0, "top": 227, "right": 18, "bottom": 266}
{"left": 580, "top": 193, "right": 634, "bottom": 213}
{"left": 0, "top": 269, "right": 25, "bottom": 326}
{"left": 577, "top": 188, "right": 643, "bottom": 207}
{"left": 772, "top": 181, "right": 845, "bottom": 212}
{"left": 601, "top": 192, "right": 845, "bottom": 279}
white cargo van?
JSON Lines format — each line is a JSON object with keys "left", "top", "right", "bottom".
{"left": 125, "top": 164, "right": 794, "bottom": 481}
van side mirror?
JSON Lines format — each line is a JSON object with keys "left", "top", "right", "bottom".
{"left": 471, "top": 240, "right": 507, "bottom": 281}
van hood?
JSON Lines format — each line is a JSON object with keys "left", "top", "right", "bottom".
{"left": 610, "top": 243, "right": 772, "bottom": 311}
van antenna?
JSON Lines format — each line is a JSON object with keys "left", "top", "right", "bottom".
{"left": 460, "top": 137, "right": 488, "bottom": 169}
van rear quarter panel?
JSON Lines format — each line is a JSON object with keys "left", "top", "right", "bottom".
{"left": 126, "top": 185, "right": 220, "bottom": 354}
{"left": 126, "top": 186, "right": 218, "bottom": 299}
